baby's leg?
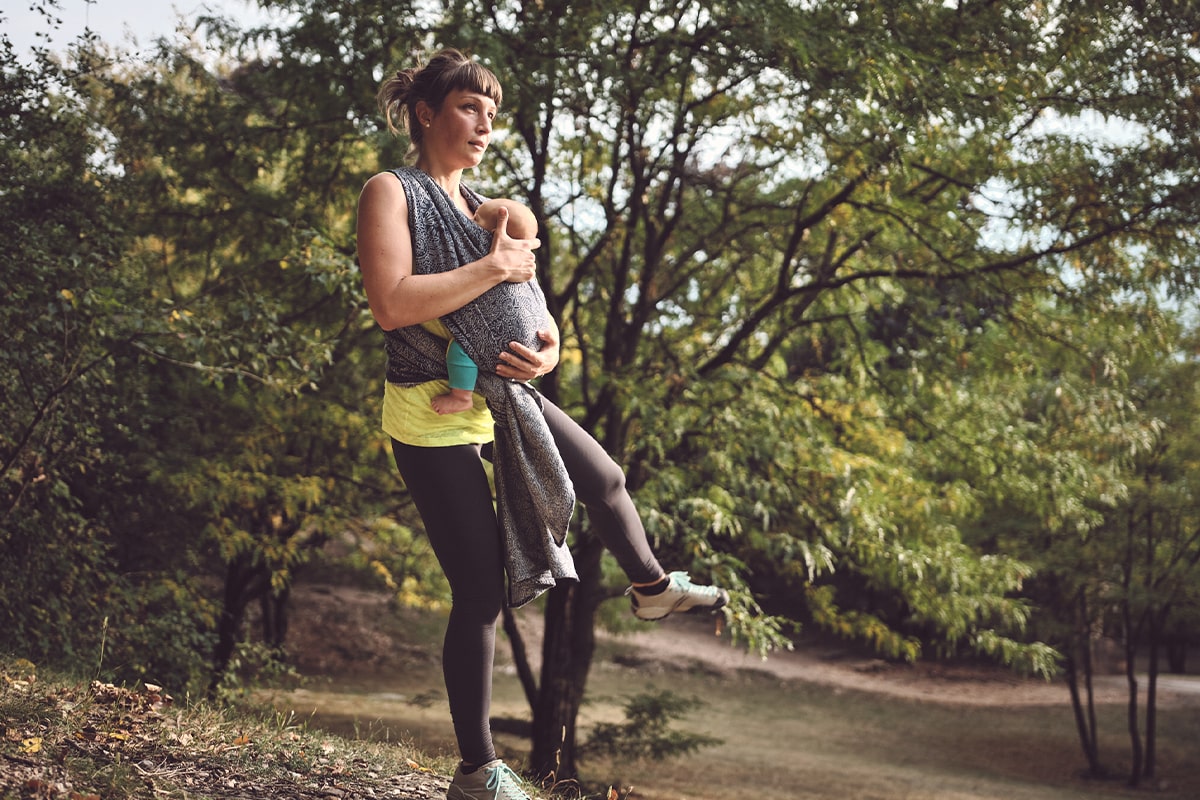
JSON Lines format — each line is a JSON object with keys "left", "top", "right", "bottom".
{"left": 433, "top": 340, "right": 480, "bottom": 414}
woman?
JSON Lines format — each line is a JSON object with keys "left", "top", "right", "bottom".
{"left": 356, "top": 48, "right": 728, "bottom": 800}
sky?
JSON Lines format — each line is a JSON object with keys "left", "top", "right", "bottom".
{"left": 2, "top": 0, "right": 271, "bottom": 57}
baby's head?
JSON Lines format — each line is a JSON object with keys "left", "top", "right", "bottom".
{"left": 474, "top": 198, "right": 538, "bottom": 239}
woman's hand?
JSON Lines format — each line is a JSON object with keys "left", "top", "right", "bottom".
{"left": 497, "top": 323, "right": 560, "bottom": 382}
{"left": 487, "top": 207, "right": 539, "bottom": 284}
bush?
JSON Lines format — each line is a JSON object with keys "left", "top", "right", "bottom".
{"left": 581, "top": 689, "right": 722, "bottom": 762}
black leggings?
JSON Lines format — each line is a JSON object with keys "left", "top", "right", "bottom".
{"left": 390, "top": 398, "right": 664, "bottom": 765}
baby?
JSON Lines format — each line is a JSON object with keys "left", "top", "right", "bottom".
{"left": 432, "top": 198, "right": 541, "bottom": 414}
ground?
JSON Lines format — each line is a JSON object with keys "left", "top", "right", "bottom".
{"left": 7, "top": 583, "right": 1194, "bottom": 800}
{"left": 279, "top": 583, "right": 1200, "bottom": 800}
{"left": 283, "top": 582, "right": 1195, "bottom": 710}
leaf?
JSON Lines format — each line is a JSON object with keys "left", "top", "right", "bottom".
{"left": 20, "top": 736, "right": 42, "bottom": 753}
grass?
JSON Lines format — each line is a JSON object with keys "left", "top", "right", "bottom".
{"left": 256, "top": 604, "right": 1200, "bottom": 800}
{"left": 583, "top": 665, "right": 1200, "bottom": 800}
{"left": 6, "top": 598, "right": 1198, "bottom": 800}
{"left": 0, "top": 657, "right": 477, "bottom": 800}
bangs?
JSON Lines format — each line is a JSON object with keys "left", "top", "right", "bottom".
{"left": 439, "top": 61, "right": 504, "bottom": 107}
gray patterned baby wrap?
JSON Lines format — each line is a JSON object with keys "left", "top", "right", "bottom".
{"left": 384, "top": 167, "right": 577, "bottom": 607}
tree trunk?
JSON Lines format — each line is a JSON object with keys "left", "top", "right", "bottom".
{"left": 1123, "top": 612, "right": 1143, "bottom": 787}
{"left": 502, "top": 605, "right": 539, "bottom": 712}
{"left": 260, "top": 583, "right": 291, "bottom": 650}
{"left": 1143, "top": 606, "right": 1168, "bottom": 780}
{"left": 530, "top": 533, "right": 604, "bottom": 784}
{"left": 1165, "top": 632, "right": 1187, "bottom": 674}
{"left": 1064, "top": 652, "right": 1101, "bottom": 776}
{"left": 1064, "top": 590, "right": 1102, "bottom": 776}
{"left": 208, "top": 555, "right": 262, "bottom": 696}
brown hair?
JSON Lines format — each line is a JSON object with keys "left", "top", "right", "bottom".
{"left": 377, "top": 48, "right": 504, "bottom": 161}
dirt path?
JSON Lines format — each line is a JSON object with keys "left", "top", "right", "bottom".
{"left": 610, "top": 614, "right": 1100, "bottom": 707}
{"left": 283, "top": 583, "right": 1200, "bottom": 710}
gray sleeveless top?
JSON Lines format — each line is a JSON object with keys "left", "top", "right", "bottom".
{"left": 381, "top": 167, "right": 577, "bottom": 607}
{"left": 383, "top": 168, "right": 548, "bottom": 382}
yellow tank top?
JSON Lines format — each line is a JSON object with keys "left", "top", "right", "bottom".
{"left": 381, "top": 320, "right": 494, "bottom": 446}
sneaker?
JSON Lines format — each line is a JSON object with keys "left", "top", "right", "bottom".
{"left": 446, "top": 759, "right": 529, "bottom": 800}
{"left": 627, "top": 571, "right": 729, "bottom": 621}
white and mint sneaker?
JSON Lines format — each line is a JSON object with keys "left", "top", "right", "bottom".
{"left": 446, "top": 760, "right": 530, "bottom": 800}
{"left": 627, "top": 571, "right": 729, "bottom": 621}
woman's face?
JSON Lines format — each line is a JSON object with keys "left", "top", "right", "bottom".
{"left": 424, "top": 88, "right": 498, "bottom": 170}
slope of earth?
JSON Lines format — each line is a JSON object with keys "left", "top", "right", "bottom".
{"left": 270, "top": 583, "right": 1200, "bottom": 800}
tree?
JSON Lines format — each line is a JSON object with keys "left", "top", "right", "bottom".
{"left": 0, "top": 23, "right": 195, "bottom": 675}
{"left": 8, "top": 0, "right": 1200, "bottom": 789}
{"left": 73, "top": 32, "right": 406, "bottom": 692}
{"left": 1, "top": 5, "right": 417, "bottom": 691}
{"left": 426, "top": 0, "right": 1200, "bottom": 780}
{"left": 1099, "top": 323, "right": 1200, "bottom": 786}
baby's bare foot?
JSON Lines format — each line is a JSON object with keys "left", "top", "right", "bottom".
{"left": 431, "top": 390, "right": 475, "bottom": 415}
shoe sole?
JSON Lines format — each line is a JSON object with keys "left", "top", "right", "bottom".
{"left": 633, "top": 593, "right": 728, "bottom": 622}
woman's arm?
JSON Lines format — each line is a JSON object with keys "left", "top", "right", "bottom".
{"left": 356, "top": 172, "right": 539, "bottom": 331}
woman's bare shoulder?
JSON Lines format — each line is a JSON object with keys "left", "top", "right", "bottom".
{"left": 361, "top": 170, "right": 404, "bottom": 195}
{"left": 359, "top": 171, "right": 408, "bottom": 214}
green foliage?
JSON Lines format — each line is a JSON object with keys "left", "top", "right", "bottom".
{"left": 334, "top": 518, "right": 451, "bottom": 611}
{"left": 93, "top": 576, "right": 219, "bottom": 688}
{"left": 0, "top": 30, "right": 149, "bottom": 669}
{"left": 0, "top": 8, "right": 419, "bottom": 693}
{"left": 581, "top": 689, "right": 722, "bottom": 762}
{"left": 425, "top": 7, "right": 1200, "bottom": 777}
{"left": 5, "top": 0, "right": 1200, "bottom": 783}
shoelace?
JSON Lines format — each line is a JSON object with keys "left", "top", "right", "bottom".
{"left": 484, "top": 762, "right": 529, "bottom": 800}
